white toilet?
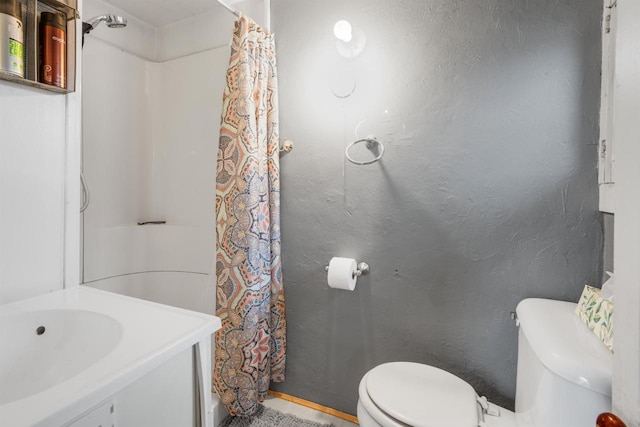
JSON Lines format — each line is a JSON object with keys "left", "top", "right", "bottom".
{"left": 357, "top": 298, "right": 613, "bottom": 427}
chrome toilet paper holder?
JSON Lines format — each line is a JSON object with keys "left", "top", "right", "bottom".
{"left": 325, "top": 261, "right": 370, "bottom": 278}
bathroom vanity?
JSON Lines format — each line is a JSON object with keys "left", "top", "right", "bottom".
{"left": 0, "top": 287, "right": 221, "bottom": 427}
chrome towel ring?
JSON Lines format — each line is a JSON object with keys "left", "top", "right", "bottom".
{"left": 345, "top": 136, "right": 385, "bottom": 165}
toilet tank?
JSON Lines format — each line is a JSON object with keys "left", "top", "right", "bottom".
{"left": 515, "top": 298, "right": 612, "bottom": 427}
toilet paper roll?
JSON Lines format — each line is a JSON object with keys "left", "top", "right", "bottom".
{"left": 327, "top": 257, "right": 357, "bottom": 291}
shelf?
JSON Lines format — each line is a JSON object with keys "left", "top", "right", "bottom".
{"left": 0, "top": 69, "right": 69, "bottom": 93}
{"left": 0, "top": 0, "right": 78, "bottom": 94}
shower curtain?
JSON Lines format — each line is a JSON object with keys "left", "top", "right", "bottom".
{"left": 214, "top": 15, "right": 286, "bottom": 417}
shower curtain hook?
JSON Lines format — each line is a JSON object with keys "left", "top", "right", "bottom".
{"left": 280, "top": 139, "right": 294, "bottom": 154}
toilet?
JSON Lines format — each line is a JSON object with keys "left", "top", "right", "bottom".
{"left": 357, "top": 298, "right": 613, "bottom": 427}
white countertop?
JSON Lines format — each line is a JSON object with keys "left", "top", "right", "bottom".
{"left": 0, "top": 286, "right": 221, "bottom": 427}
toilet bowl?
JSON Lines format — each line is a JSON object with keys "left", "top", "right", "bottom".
{"left": 357, "top": 298, "right": 612, "bottom": 427}
{"left": 357, "top": 362, "right": 515, "bottom": 427}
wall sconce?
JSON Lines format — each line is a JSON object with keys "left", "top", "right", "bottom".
{"left": 334, "top": 20, "right": 352, "bottom": 43}
{"left": 333, "top": 19, "right": 366, "bottom": 58}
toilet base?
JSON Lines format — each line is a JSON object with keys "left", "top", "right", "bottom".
{"left": 357, "top": 400, "right": 385, "bottom": 427}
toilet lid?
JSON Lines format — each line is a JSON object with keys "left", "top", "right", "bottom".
{"left": 365, "top": 362, "right": 479, "bottom": 427}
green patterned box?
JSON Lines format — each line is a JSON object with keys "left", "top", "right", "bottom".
{"left": 575, "top": 285, "right": 614, "bottom": 352}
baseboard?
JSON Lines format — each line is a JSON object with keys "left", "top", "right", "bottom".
{"left": 267, "top": 390, "right": 359, "bottom": 424}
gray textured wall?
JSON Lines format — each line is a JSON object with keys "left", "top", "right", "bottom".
{"left": 271, "top": 0, "right": 603, "bottom": 414}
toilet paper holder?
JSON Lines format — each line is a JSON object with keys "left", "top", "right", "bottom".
{"left": 325, "top": 261, "right": 370, "bottom": 278}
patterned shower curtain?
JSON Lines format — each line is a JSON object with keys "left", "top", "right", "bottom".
{"left": 214, "top": 15, "right": 286, "bottom": 417}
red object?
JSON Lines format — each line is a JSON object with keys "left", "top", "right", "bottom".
{"left": 39, "top": 12, "right": 66, "bottom": 88}
{"left": 597, "top": 412, "right": 627, "bottom": 427}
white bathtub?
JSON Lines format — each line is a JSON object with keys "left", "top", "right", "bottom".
{"left": 0, "top": 287, "right": 220, "bottom": 427}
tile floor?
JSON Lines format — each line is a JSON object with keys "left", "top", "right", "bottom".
{"left": 263, "top": 396, "right": 359, "bottom": 427}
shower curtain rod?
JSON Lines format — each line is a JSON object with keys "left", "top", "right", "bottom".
{"left": 216, "top": 0, "right": 240, "bottom": 17}
{"left": 215, "top": 0, "right": 271, "bottom": 31}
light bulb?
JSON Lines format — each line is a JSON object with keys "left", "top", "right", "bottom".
{"left": 333, "top": 20, "right": 352, "bottom": 43}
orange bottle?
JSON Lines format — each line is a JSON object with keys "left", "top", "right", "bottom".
{"left": 39, "top": 12, "right": 65, "bottom": 88}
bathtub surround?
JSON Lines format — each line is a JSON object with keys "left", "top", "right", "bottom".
{"left": 215, "top": 15, "right": 286, "bottom": 417}
{"left": 271, "top": 0, "right": 603, "bottom": 414}
{"left": 81, "top": 0, "right": 268, "bottom": 293}
{"left": 81, "top": 0, "right": 267, "bottom": 308}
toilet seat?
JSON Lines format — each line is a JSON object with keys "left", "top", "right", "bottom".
{"left": 361, "top": 362, "right": 480, "bottom": 427}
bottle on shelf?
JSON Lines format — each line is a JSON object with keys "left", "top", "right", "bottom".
{"left": 0, "top": 0, "right": 24, "bottom": 77}
{"left": 39, "top": 11, "right": 66, "bottom": 88}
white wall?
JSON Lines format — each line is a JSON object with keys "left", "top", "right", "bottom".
{"left": 0, "top": 8, "right": 82, "bottom": 304}
{"left": 84, "top": 0, "right": 264, "bottom": 63}
{"left": 0, "top": 84, "right": 66, "bottom": 304}
{"left": 611, "top": 0, "right": 640, "bottom": 424}
{"left": 83, "top": 0, "right": 157, "bottom": 61}
{"left": 155, "top": 0, "right": 265, "bottom": 61}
